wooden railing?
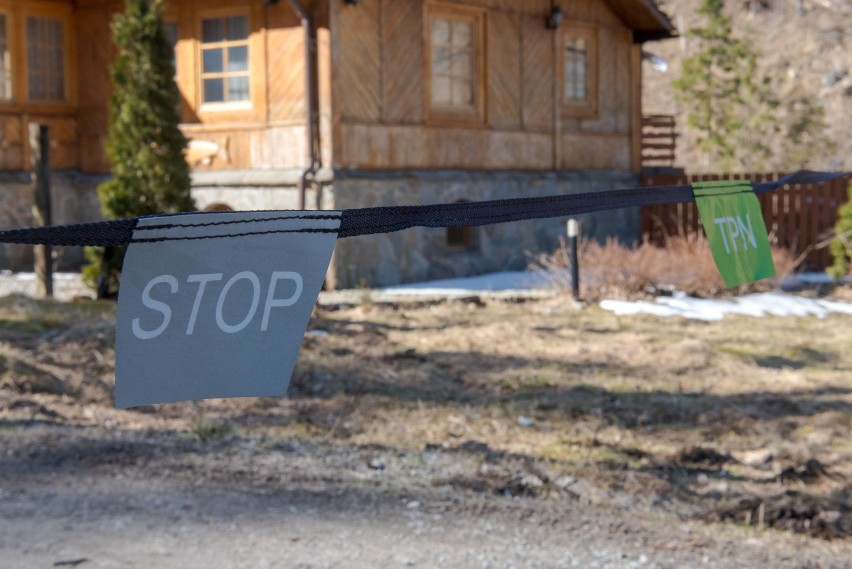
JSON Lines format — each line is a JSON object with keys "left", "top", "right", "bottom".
{"left": 641, "top": 172, "right": 852, "bottom": 270}
{"left": 641, "top": 114, "right": 677, "bottom": 168}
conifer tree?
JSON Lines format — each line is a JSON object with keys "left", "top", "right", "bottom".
{"left": 86, "top": 0, "right": 194, "bottom": 294}
{"left": 673, "top": 0, "right": 778, "bottom": 172}
{"left": 828, "top": 182, "right": 852, "bottom": 279}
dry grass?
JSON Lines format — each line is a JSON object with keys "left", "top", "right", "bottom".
{"left": 290, "top": 298, "right": 852, "bottom": 538}
{"left": 532, "top": 235, "right": 800, "bottom": 300}
{"left": 1, "top": 289, "right": 851, "bottom": 539}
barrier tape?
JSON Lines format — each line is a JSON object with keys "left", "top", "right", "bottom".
{"left": 0, "top": 170, "right": 846, "bottom": 247}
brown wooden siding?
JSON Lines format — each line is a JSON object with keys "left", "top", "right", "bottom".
{"left": 332, "top": 0, "right": 636, "bottom": 171}
{"left": 340, "top": 123, "right": 552, "bottom": 170}
{"left": 629, "top": 43, "right": 642, "bottom": 172}
{"left": 77, "top": 1, "right": 117, "bottom": 173}
{"left": 561, "top": 132, "right": 630, "bottom": 170}
{"left": 0, "top": 0, "right": 643, "bottom": 176}
{"left": 0, "top": 114, "right": 79, "bottom": 171}
{"left": 336, "top": 0, "right": 382, "bottom": 122}
{"left": 488, "top": 11, "right": 522, "bottom": 130}
{"left": 0, "top": 0, "right": 81, "bottom": 171}
{"left": 382, "top": 0, "right": 424, "bottom": 124}
{"left": 0, "top": 115, "right": 23, "bottom": 170}
{"left": 182, "top": 123, "right": 308, "bottom": 172}
{"left": 84, "top": 0, "right": 311, "bottom": 173}
{"left": 520, "top": 14, "right": 553, "bottom": 132}
{"left": 266, "top": 10, "right": 306, "bottom": 123}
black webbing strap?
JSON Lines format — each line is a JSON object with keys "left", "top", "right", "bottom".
{"left": 0, "top": 170, "right": 846, "bottom": 247}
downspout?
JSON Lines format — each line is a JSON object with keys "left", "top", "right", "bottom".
{"left": 287, "top": 0, "right": 320, "bottom": 210}
{"left": 551, "top": 24, "right": 561, "bottom": 171}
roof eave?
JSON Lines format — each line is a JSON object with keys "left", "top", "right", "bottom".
{"left": 603, "top": 0, "right": 677, "bottom": 43}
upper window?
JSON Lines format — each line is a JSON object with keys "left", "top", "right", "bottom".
{"left": 431, "top": 18, "right": 473, "bottom": 108}
{"left": 562, "top": 26, "right": 597, "bottom": 115}
{"left": 0, "top": 14, "right": 11, "bottom": 101}
{"left": 26, "top": 16, "right": 66, "bottom": 102}
{"left": 200, "top": 15, "right": 249, "bottom": 105}
{"left": 426, "top": 5, "right": 484, "bottom": 122}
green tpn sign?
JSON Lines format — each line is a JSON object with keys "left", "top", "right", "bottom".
{"left": 692, "top": 180, "right": 776, "bottom": 288}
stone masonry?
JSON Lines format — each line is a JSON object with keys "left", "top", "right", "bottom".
{"left": 330, "top": 169, "right": 641, "bottom": 289}
{"left": 0, "top": 168, "right": 640, "bottom": 289}
{"left": 0, "top": 172, "right": 103, "bottom": 271}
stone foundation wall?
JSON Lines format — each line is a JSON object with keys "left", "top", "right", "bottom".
{"left": 190, "top": 169, "right": 334, "bottom": 212}
{"left": 0, "top": 172, "right": 104, "bottom": 271}
{"left": 0, "top": 167, "right": 641, "bottom": 288}
{"left": 0, "top": 168, "right": 333, "bottom": 272}
{"left": 330, "top": 169, "right": 640, "bottom": 289}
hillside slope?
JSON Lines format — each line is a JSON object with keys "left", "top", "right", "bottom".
{"left": 643, "top": 0, "right": 851, "bottom": 172}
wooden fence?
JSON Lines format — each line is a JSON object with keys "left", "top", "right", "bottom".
{"left": 641, "top": 172, "right": 852, "bottom": 270}
{"left": 641, "top": 115, "right": 678, "bottom": 168}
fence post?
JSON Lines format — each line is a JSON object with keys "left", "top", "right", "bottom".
{"left": 29, "top": 123, "right": 53, "bottom": 299}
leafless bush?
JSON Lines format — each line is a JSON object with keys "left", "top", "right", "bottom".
{"left": 532, "top": 234, "right": 800, "bottom": 300}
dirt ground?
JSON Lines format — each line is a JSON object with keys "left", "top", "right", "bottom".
{"left": 1, "top": 290, "right": 852, "bottom": 568}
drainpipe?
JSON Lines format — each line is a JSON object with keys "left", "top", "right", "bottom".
{"left": 287, "top": 0, "right": 320, "bottom": 210}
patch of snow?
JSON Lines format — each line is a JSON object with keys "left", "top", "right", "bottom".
{"left": 380, "top": 270, "right": 567, "bottom": 295}
{"left": 601, "top": 291, "right": 852, "bottom": 321}
{"left": 0, "top": 272, "right": 94, "bottom": 301}
{"left": 1, "top": 269, "right": 849, "bottom": 321}
{"left": 782, "top": 272, "right": 852, "bottom": 286}
{"left": 380, "top": 269, "right": 852, "bottom": 321}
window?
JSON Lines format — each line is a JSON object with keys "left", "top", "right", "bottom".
{"left": 565, "top": 37, "right": 588, "bottom": 101}
{"left": 200, "top": 15, "right": 249, "bottom": 105}
{"left": 426, "top": 5, "right": 484, "bottom": 121}
{"left": 0, "top": 14, "right": 11, "bottom": 100}
{"left": 446, "top": 224, "right": 473, "bottom": 250}
{"left": 26, "top": 16, "right": 66, "bottom": 102}
{"left": 431, "top": 18, "right": 473, "bottom": 108}
{"left": 446, "top": 199, "right": 475, "bottom": 251}
{"left": 562, "top": 27, "right": 597, "bottom": 115}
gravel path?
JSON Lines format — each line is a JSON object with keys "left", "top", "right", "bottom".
{"left": 2, "top": 424, "right": 851, "bottom": 569}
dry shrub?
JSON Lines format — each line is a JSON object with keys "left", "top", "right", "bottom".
{"left": 533, "top": 234, "right": 799, "bottom": 300}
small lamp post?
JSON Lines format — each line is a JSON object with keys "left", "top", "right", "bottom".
{"left": 566, "top": 218, "right": 580, "bottom": 300}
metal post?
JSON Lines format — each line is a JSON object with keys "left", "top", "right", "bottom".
{"left": 567, "top": 218, "right": 580, "bottom": 301}
{"left": 29, "top": 123, "right": 53, "bottom": 299}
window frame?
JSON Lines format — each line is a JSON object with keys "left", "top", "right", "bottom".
{"left": 24, "top": 13, "right": 68, "bottom": 103}
{"left": 196, "top": 9, "right": 252, "bottom": 112}
{"left": 13, "top": 2, "right": 75, "bottom": 110}
{"left": 423, "top": 2, "right": 486, "bottom": 126}
{"left": 560, "top": 24, "right": 598, "bottom": 119}
{"left": 0, "top": 1, "right": 76, "bottom": 109}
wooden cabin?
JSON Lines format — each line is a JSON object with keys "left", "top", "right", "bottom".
{"left": 0, "top": 0, "right": 673, "bottom": 286}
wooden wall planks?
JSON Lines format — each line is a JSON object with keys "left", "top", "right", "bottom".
{"left": 487, "top": 11, "right": 522, "bottom": 130}
{"left": 382, "top": 0, "right": 423, "bottom": 124}
{"left": 336, "top": 0, "right": 382, "bottom": 121}
{"left": 0, "top": 0, "right": 640, "bottom": 175}
{"left": 520, "top": 14, "right": 553, "bottom": 132}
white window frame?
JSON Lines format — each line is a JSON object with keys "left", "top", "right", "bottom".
{"left": 198, "top": 12, "right": 251, "bottom": 111}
